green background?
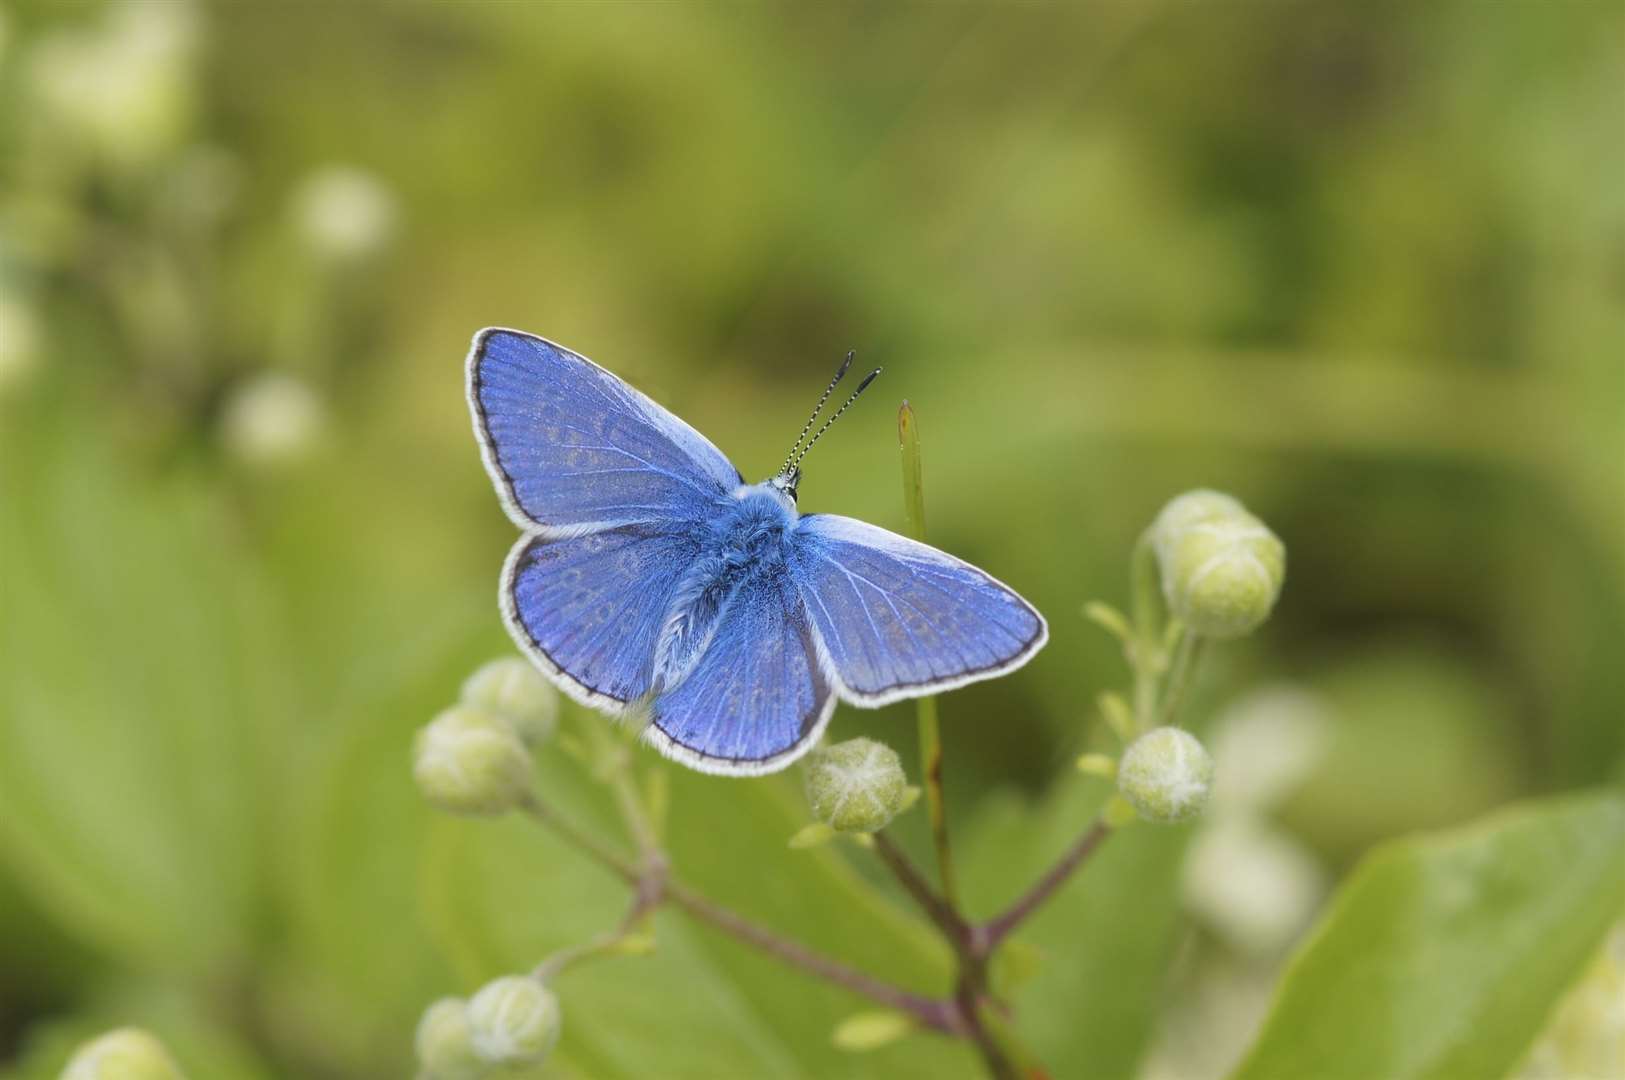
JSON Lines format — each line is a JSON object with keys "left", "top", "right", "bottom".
{"left": 1, "top": 2, "right": 1621, "bottom": 1077}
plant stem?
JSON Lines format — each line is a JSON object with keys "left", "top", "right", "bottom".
{"left": 899, "top": 399, "right": 961, "bottom": 909}
{"left": 664, "top": 878, "right": 963, "bottom": 1036}
{"left": 873, "top": 831, "right": 966, "bottom": 943}
{"left": 519, "top": 796, "right": 960, "bottom": 1034}
{"left": 519, "top": 796, "right": 638, "bottom": 885}
{"left": 982, "top": 820, "right": 1112, "bottom": 949}
{"left": 1159, "top": 631, "right": 1204, "bottom": 728}
{"left": 1129, "top": 531, "right": 1162, "bottom": 733}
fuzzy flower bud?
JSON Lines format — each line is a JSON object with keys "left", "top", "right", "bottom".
{"left": 292, "top": 165, "right": 397, "bottom": 261}
{"left": 804, "top": 738, "right": 909, "bottom": 833}
{"left": 62, "top": 1028, "right": 186, "bottom": 1080}
{"left": 1151, "top": 489, "right": 1284, "bottom": 639}
{"left": 460, "top": 658, "right": 558, "bottom": 747}
{"left": 467, "top": 976, "right": 561, "bottom": 1067}
{"left": 414, "top": 998, "right": 484, "bottom": 1080}
{"left": 413, "top": 705, "right": 532, "bottom": 816}
{"left": 1117, "top": 727, "right": 1214, "bottom": 824}
{"left": 219, "top": 372, "right": 326, "bottom": 467}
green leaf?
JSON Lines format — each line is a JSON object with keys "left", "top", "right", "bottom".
{"left": 0, "top": 414, "right": 267, "bottom": 972}
{"left": 1230, "top": 790, "right": 1625, "bottom": 1080}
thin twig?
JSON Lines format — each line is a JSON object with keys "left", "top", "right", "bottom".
{"left": 1158, "top": 633, "right": 1205, "bottom": 728}
{"left": 519, "top": 796, "right": 960, "bottom": 1035}
{"left": 665, "top": 879, "right": 964, "bottom": 1036}
{"left": 519, "top": 796, "right": 638, "bottom": 884}
{"left": 899, "top": 400, "right": 963, "bottom": 909}
{"left": 873, "top": 831, "right": 967, "bottom": 944}
{"left": 982, "top": 820, "right": 1113, "bottom": 949}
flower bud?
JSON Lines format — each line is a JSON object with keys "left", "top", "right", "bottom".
{"left": 1151, "top": 489, "right": 1284, "bottom": 639}
{"left": 62, "top": 1028, "right": 186, "bottom": 1080}
{"left": 413, "top": 705, "right": 532, "bottom": 816}
{"left": 219, "top": 372, "right": 326, "bottom": 468}
{"left": 414, "top": 998, "right": 485, "bottom": 1080}
{"left": 804, "top": 738, "right": 909, "bottom": 833}
{"left": 1117, "top": 727, "right": 1214, "bottom": 824}
{"left": 460, "top": 658, "right": 558, "bottom": 746}
{"left": 467, "top": 975, "right": 561, "bottom": 1066}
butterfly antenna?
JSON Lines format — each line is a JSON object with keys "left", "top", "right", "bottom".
{"left": 779, "top": 350, "right": 854, "bottom": 476}
{"left": 790, "top": 366, "right": 882, "bottom": 471}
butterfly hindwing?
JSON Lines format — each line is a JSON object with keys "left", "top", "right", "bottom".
{"left": 504, "top": 525, "right": 704, "bottom": 712}
{"left": 469, "top": 328, "right": 742, "bottom": 534}
{"left": 646, "top": 568, "right": 834, "bottom": 775}
{"left": 789, "top": 514, "right": 1046, "bottom": 705}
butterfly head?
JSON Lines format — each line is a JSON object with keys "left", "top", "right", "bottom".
{"left": 770, "top": 467, "right": 802, "bottom": 503}
{"left": 774, "top": 351, "right": 881, "bottom": 503}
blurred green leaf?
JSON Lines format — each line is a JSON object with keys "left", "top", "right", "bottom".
{"left": 1229, "top": 790, "right": 1625, "bottom": 1080}
{"left": 0, "top": 413, "right": 266, "bottom": 972}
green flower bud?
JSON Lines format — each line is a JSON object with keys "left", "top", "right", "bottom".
{"left": 62, "top": 1028, "right": 186, "bottom": 1080}
{"left": 414, "top": 998, "right": 485, "bottom": 1080}
{"left": 804, "top": 738, "right": 909, "bottom": 833}
{"left": 1117, "top": 727, "right": 1214, "bottom": 824}
{"left": 460, "top": 658, "right": 558, "bottom": 746}
{"left": 413, "top": 705, "right": 532, "bottom": 816}
{"left": 1151, "top": 489, "right": 1284, "bottom": 639}
{"left": 467, "top": 976, "right": 561, "bottom": 1067}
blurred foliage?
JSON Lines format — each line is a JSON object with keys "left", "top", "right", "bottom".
{"left": 0, "top": 1, "right": 1621, "bottom": 1077}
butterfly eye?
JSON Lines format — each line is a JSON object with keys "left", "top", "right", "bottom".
{"left": 771, "top": 468, "right": 801, "bottom": 502}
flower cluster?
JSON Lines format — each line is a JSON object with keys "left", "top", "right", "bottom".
{"left": 413, "top": 658, "right": 558, "bottom": 816}
{"left": 416, "top": 975, "right": 563, "bottom": 1079}
{"left": 1150, "top": 490, "right": 1285, "bottom": 640}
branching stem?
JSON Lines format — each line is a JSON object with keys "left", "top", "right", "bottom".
{"left": 518, "top": 797, "right": 961, "bottom": 1035}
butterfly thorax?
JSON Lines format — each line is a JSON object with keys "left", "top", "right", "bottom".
{"left": 648, "top": 483, "right": 798, "bottom": 694}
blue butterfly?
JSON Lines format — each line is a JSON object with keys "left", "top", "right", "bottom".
{"left": 467, "top": 328, "right": 1047, "bottom": 775}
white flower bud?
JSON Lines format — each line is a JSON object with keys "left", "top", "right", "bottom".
{"left": 27, "top": 3, "right": 197, "bottom": 170}
{"left": 62, "top": 1028, "right": 186, "bottom": 1080}
{"left": 467, "top": 976, "right": 561, "bottom": 1066}
{"left": 414, "top": 998, "right": 485, "bottom": 1080}
{"left": 460, "top": 658, "right": 558, "bottom": 747}
{"left": 413, "top": 705, "right": 532, "bottom": 816}
{"left": 804, "top": 738, "right": 909, "bottom": 834}
{"left": 292, "top": 166, "right": 397, "bottom": 261}
{"left": 1117, "top": 727, "right": 1214, "bottom": 824}
{"left": 219, "top": 372, "right": 326, "bottom": 467}
{"left": 1151, "top": 489, "right": 1284, "bottom": 639}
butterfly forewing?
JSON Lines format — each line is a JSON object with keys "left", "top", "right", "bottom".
{"left": 469, "top": 329, "right": 740, "bottom": 534}
{"left": 789, "top": 514, "right": 1047, "bottom": 705}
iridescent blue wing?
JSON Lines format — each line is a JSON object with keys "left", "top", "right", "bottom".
{"left": 503, "top": 525, "right": 705, "bottom": 713}
{"left": 645, "top": 569, "right": 834, "bottom": 775}
{"left": 789, "top": 515, "right": 1047, "bottom": 706}
{"left": 468, "top": 327, "right": 741, "bottom": 534}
